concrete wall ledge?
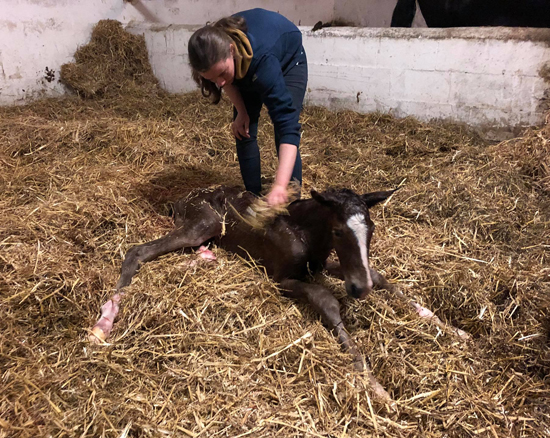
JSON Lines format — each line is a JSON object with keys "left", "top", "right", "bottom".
{"left": 130, "top": 24, "right": 550, "bottom": 140}
{"left": 136, "top": 23, "right": 550, "bottom": 43}
{"left": 303, "top": 26, "right": 550, "bottom": 44}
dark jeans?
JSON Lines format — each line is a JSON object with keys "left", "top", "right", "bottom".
{"left": 234, "top": 47, "right": 308, "bottom": 195}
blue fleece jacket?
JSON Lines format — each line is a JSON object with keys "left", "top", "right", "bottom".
{"left": 233, "top": 8, "right": 304, "bottom": 148}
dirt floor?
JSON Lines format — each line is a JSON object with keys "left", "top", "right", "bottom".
{"left": 1, "top": 20, "right": 549, "bottom": 438}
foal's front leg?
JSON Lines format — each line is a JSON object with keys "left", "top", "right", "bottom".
{"left": 323, "top": 260, "right": 343, "bottom": 278}
{"left": 90, "top": 216, "right": 222, "bottom": 344}
{"left": 279, "top": 279, "right": 391, "bottom": 402}
{"left": 323, "top": 262, "right": 470, "bottom": 340}
{"left": 369, "top": 269, "right": 470, "bottom": 340}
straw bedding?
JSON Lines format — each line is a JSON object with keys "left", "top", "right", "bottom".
{"left": 0, "top": 20, "right": 549, "bottom": 437}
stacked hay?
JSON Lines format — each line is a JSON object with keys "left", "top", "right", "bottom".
{"left": 1, "top": 19, "right": 549, "bottom": 438}
{"left": 60, "top": 20, "right": 162, "bottom": 99}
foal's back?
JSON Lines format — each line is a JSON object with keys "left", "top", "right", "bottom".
{"left": 174, "top": 186, "right": 333, "bottom": 281}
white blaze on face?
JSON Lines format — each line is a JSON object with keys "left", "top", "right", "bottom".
{"left": 346, "top": 213, "right": 373, "bottom": 289}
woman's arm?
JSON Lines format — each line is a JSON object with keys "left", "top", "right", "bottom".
{"left": 223, "top": 84, "right": 250, "bottom": 140}
{"left": 266, "top": 143, "right": 297, "bottom": 206}
{"left": 223, "top": 83, "right": 246, "bottom": 113}
{"left": 251, "top": 55, "right": 304, "bottom": 206}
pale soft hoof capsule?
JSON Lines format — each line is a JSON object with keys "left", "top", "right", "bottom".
{"left": 89, "top": 326, "right": 107, "bottom": 344}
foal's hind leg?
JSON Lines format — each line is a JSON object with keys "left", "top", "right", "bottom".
{"left": 90, "top": 209, "right": 222, "bottom": 344}
{"left": 115, "top": 219, "right": 221, "bottom": 290}
{"left": 279, "top": 279, "right": 391, "bottom": 402}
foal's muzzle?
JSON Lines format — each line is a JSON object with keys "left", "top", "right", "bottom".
{"left": 348, "top": 283, "right": 372, "bottom": 300}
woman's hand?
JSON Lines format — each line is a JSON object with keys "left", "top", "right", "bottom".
{"left": 266, "top": 143, "right": 298, "bottom": 207}
{"left": 232, "top": 111, "right": 250, "bottom": 140}
{"left": 266, "top": 184, "right": 288, "bottom": 207}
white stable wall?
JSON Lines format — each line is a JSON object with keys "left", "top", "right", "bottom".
{"left": 303, "top": 27, "right": 550, "bottom": 138}
{"left": 0, "top": 0, "right": 333, "bottom": 104}
{"left": 131, "top": 24, "right": 550, "bottom": 138}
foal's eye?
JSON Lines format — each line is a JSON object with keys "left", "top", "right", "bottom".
{"left": 333, "top": 229, "right": 343, "bottom": 238}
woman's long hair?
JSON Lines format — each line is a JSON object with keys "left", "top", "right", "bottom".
{"left": 188, "top": 16, "right": 248, "bottom": 104}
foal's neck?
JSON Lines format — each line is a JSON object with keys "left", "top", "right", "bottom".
{"left": 288, "top": 199, "right": 334, "bottom": 235}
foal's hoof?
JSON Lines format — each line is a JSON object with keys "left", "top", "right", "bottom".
{"left": 89, "top": 319, "right": 113, "bottom": 344}
{"left": 369, "top": 379, "right": 393, "bottom": 404}
{"left": 197, "top": 246, "right": 216, "bottom": 261}
{"left": 89, "top": 326, "right": 107, "bottom": 344}
{"left": 354, "top": 357, "right": 394, "bottom": 404}
{"left": 453, "top": 327, "right": 471, "bottom": 340}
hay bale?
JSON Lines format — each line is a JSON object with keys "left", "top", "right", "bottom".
{"left": 60, "top": 20, "right": 161, "bottom": 98}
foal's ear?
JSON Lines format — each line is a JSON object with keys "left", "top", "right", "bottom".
{"left": 362, "top": 189, "right": 398, "bottom": 207}
{"left": 311, "top": 190, "right": 337, "bottom": 207}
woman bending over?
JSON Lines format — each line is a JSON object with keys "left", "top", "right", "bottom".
{"left": 188, "top": 8, "right": 308, "bottom": 206}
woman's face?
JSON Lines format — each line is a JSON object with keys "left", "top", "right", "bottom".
{"left": 200, "top": 44, "right": 235, "bottom": 88}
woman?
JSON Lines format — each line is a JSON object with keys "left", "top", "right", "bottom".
{"left": 188, "top": 8, "right": 307, "bottom": 206}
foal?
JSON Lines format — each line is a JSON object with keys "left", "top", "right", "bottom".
{"left": 90, "top": 185, "right": 468, "bottom": 400}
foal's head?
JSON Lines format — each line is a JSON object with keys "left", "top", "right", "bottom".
{"left": 312, "top": 188, "right": 395, "bottom": 299}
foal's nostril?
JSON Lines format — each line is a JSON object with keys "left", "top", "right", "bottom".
{"left": 349, "top": 283, "right": 371, "bottom": 299}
